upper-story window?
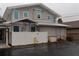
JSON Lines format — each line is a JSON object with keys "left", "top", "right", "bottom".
{"left": 48, "top": 16, "right": 52, "bottom": 20}
{"left": 13, "top": 10, "right": 19, "bottom": 19}
{"left": 48, "top": 15, "right": 56, "bottom": 23}
{"left": 37, "top": 14, "right": 40, "bottom": 18}
{"left": 23, "top": 9, "right": 29, "bottom": 17}
{"left": 52, "top": 16, "right": 56, "bottom": 23}
{"left": 34, "top": 8, "right": 43, "bottom": 19}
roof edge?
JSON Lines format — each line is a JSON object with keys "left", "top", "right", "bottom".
{"left": 3, "top": 3, "right": 61, "bottom": 19}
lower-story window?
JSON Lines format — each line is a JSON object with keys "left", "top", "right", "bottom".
{"left": 13, "top": 26, "right": 19, "bottom": 32}
{"left": 30, "top": 24, "right": 37, "bottom": 32}
{"left": 31, "top": 26, "right": 36, "bottom": 32}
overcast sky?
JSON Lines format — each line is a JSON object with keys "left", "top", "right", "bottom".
{"left": 0, "top": 3, "right": 79, "bottom": 22}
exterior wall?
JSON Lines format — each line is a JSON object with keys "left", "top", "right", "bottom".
{"left": 9, "top": 22, "right": 31, "bottom": 32}
{"left": 67, "top": 28, "right": 79, "bottom": 33}
{"left": 67, "top": 28, "right": 79, "bottom": 41}
{"left": 39, "top": 26, "right": 66, "bottom": 40}
{"left": 8, "top": 21, "right": 31, "bottom": 45}
{"left": 11, "top": 32, "right": 48, "bottom": 46}
{"left": 9, "top": 6, "right": 58, "bottom": 32}
{"left": 32, "top": 6, "right": 57, "bottom": 23}
{"left": 10, "top": 6, "right": 58, "bottom": 23}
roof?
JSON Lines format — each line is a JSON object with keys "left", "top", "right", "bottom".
{"left": 37, "top": 22, "right": 69, "bottom": 27}
{"left": 0, "top": 16, "right": 6, "bottom": 23}
{"left": 3, "top": 18, "right": 69, "bottom": 27}
{"left": 3, "top": 18, "right": 36, "bottom": 25}
{"left": 3, "top": 3, "right": 61, "bottom": 19}
{"left": 63, "top": 20, "right": 79, "bottom": 28}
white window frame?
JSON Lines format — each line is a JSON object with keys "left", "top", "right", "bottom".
{"left": 34, "top": 8, "right": 43, "bottom": 19}
{"left": 13, "top": 26, "right": 20, "bottom": 32}
{"left": 12, "top": 9, "right": 20, "bottom": 20}
{"left": 48, "top": 15, "right": 56, "bottom": 23}
{"left": 23, "top": 9, "right": 29, "bottom": 18}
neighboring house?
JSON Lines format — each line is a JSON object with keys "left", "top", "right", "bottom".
{"left": 64, "top": 20, "right": 79, "bottom": 41}
{"left": 0, "top": 3, "right": 68, "bottom": 46}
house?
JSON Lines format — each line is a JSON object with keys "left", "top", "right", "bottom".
{"left": 0, "top": 3, "right": 68, "bottom": 46}
{"left": 64, "top": 20, "right": 79, "bottom": 41}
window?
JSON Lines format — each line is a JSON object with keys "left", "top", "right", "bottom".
{"left": 48, "top": 16, "right": 56, "bottom": 23}
{"left": 13, "top": 26, "right": 19, "bottom": 32}
{"left": 31, "top": 26, "right": 36, "bottom": 32}
{"left": 23, "top": 9, "right": 29, "bottom": 17}
{"left": 34, "top": 8, "right": 43, "bottom": 19}
{"left": 14, "top": 10, "right": 19, "bottom": 19}
{"left": 53, "top": 19, "right": 56, "bottom": 23}
{"left": 37, "top": 9, "right": 42, "bottom": 19}
{"left": 37, "top": 14, "right": 40, "bottom": 18}
{"left": 48, "top": 16, "right": 51, "bottom": 20}
{"left": 31, "top": 24, "right": 36, "bottom": 32}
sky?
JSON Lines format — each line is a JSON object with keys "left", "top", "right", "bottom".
{"left": 0, "top": 3, "right": 79, "bottom": 22}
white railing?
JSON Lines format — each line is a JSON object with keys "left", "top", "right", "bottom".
{"left": 11, "top": 32, "right": 48, "bottom": 46}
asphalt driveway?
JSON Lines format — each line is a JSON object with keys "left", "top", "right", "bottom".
{"left": 0, "top": 42, "right": 79, "bottom": 56}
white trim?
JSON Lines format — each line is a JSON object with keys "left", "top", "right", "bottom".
{"left": 12, "top": 26, "right": 20, "bottom": 32}
{"left": 23, "top": 9, "right": 29, "bottom": 18}
{"left": 12, "top": 9, "right": 20, "bottom": 21}
{"left": 37, "top": 22, "right": 69, "bottom": 27}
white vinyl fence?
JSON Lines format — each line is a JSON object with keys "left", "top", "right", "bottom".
{"left": 12, "top": 32, "right": 48, "bottom": 46}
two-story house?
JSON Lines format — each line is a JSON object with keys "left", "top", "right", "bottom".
{"left": 1, "top": 3, "right": 68, "bottom": 46}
